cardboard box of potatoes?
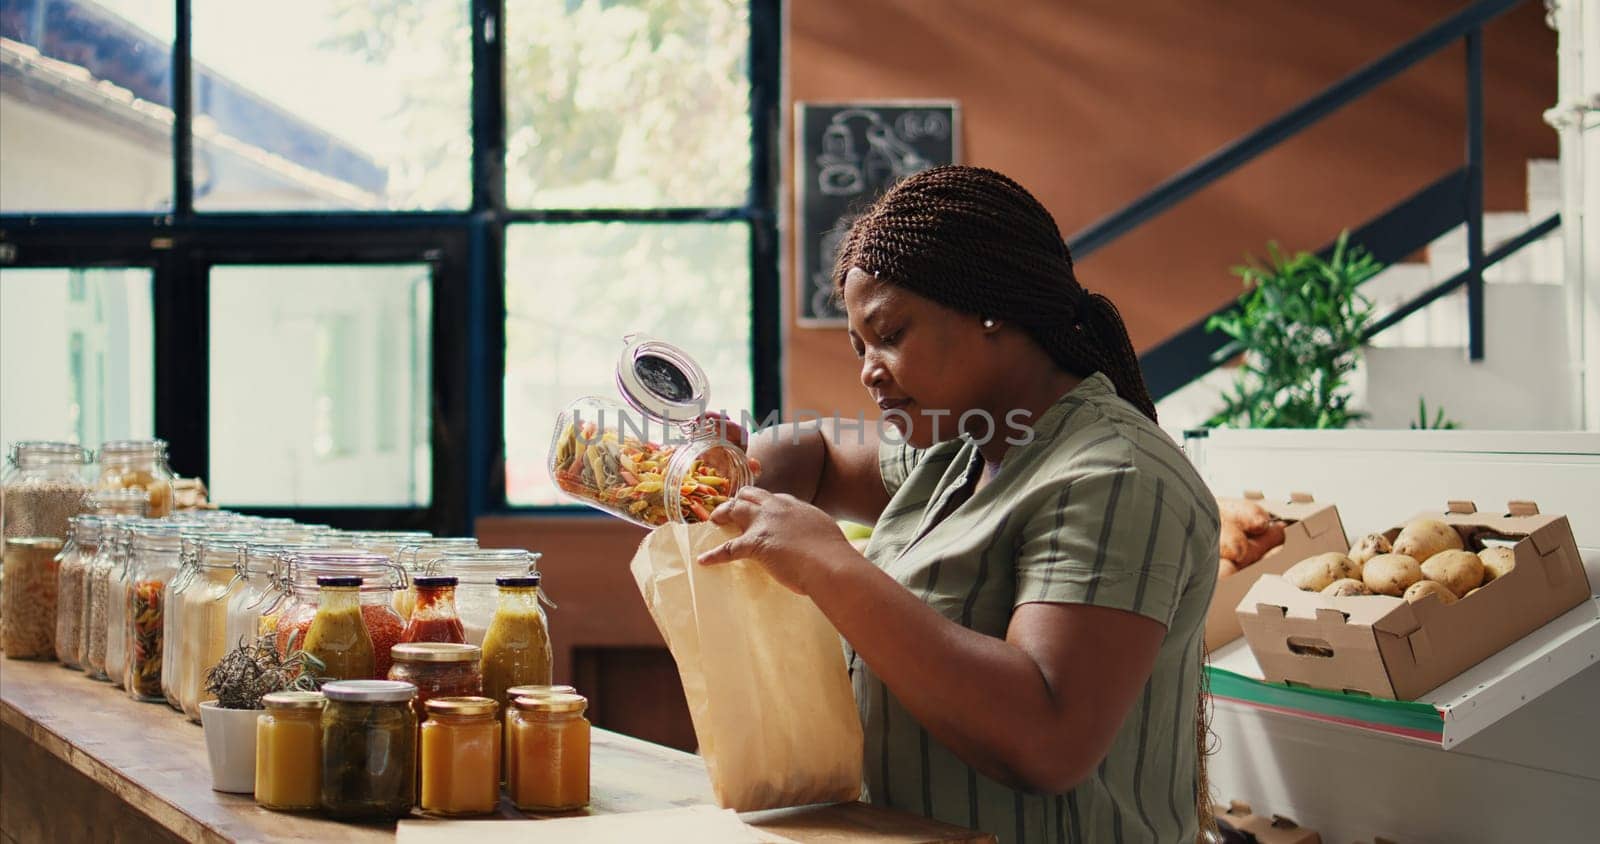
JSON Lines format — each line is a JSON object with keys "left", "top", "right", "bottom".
{"left": 1236, "top": 500, "right": 1592, "bottom": 700}
{"left": 1206, "top": 491, "right": 1349, "bottom": 652}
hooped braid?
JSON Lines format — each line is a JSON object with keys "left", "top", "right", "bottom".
{"left": 832, "top": 165, "right": 1157, "bottom": 423}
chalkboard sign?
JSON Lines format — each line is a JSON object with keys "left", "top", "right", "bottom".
{"left": 794, "top": 101, "right": 961, "bottom": 326}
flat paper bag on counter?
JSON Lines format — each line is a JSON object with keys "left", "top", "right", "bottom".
{"left": 630, "top": 522, "right": 864, "bottom": 812}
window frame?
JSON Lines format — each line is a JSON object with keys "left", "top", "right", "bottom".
{"left": 0, "top": 0, "right": 783, "bottom": 533}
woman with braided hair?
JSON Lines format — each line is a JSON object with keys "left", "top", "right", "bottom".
{"left": 699, "top": 165, "right": 1219, "bottom": 843}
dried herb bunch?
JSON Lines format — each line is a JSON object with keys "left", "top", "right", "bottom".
{"left": 204, "top": 634, "right": 324, "bottom": 710}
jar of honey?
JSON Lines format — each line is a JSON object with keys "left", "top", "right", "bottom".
{"left": 419, "top": 696, "right": 501, "bottom": 817}
{"left": 508, "top": 692, "right": 590, "bottom": 811}
{"left": 255, "top": 691, "right": 325, "bottom": 811}
{"left": 502, "top": 684, "right": 576, "bottom": 785}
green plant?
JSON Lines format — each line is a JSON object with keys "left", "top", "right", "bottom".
{"left": 1410, "top": 397, "right": 1460, "bottom": 430}
{"left": 1205, "top": 232, "right": 1383, "bottom": 429}
{"left": 204, "top": 635, "right": 324, "bottom": 710}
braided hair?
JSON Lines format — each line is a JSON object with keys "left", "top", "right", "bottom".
{"left": 832, "top": 165, "right": 1157, "bottom": 423}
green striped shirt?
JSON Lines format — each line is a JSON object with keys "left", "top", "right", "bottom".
{"left": 855, "top": 372, "right": 1218, "bottom": 844}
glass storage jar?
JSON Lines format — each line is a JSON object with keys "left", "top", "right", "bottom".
{"left": 548, "top": 334, "right": 751, "bottom": 528}
{"left": 321, "top": 680, "right": 418, "bottom": 818}
{"left": 508, "top": 692, "right": 590, "bottom": 811}
{"left": 393, "top": 537, "right": 478, "bottom": 619}
{"left": 226, "top": 541, "right": 323, "bottom": 655}
{"left": 95, "top": 439, "right": 175, "bottom": 518}
{"left": 388, "top": 642, "right": 483, "bottom": 722}
{"left": 2, "top": 441, "right": 91, "bottom": 541}
{"left": 419, "top": 696, "right": 501, "bottom": 817}
{"left": 179, "top": 533, "right": 256, "bottom": 721}
{"left": 88, "top": 489, "right": 148, "bottom": 517}
{"left": 274, "top": 553, "right": 405, "bottom": 678}
{"left": 256, "top": 690, "right": 326, "bottom": 811}
{"left": 436, "top": 548, "right": 542, "bottom": 646}
{"left": 125, "top": 522, "right": 183, "bottom": 699}
{"left": 101, "top": 518, "right": 143, "bottom": 687}
{"left": 502, "top": 683, "right": 577, "bottom": 785}
{"left": 85, "top": 515, "right": 137, "bottom": 680}
{"left": 1, "top": 536, "right": 64, "bottom": 658}
{"left": 54, "top": 514, "right": 100, "bottom": 667}
{"left": 164, "top": 527, "right": 252, "bottom": 710}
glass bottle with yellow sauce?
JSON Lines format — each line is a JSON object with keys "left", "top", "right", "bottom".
{"left": 502, "top": 684, "right": 576, "bottom": 786}
{"left": 508, "top": 692, "right": 590, "bottom": 811}
{"left": 255, "top": 691, "right": 325, "bottom": 811}
{"left": 419, "top": 696, "right": 501, "bottom": 817}
{"left": 479, "top": 575, "right": 552, "bottom": 718}
{"left": 303, "top": 576, "right": 374, "bottom": 681}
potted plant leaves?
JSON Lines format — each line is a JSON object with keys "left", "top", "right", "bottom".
{"left": 199, "top": 634, "right": 322, "bottom": 793}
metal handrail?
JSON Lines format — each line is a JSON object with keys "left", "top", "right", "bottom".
{"left": 1067, "top": 0, "right": 1523, "bottom": 259}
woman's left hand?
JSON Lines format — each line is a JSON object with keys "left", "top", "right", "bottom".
{"left": 697, "top": 486, "right": 858, "bottom": 595}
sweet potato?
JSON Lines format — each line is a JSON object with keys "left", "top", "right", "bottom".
{"left": 1479, "top": 546, "right": 1516, "bottom": 583}
{"left": 1219, "top": 523, "right": 1248, "bottom": 562}
{"left": 1421, "top": 549, "right": 1484, "bottom": 598}
{"left": 1403, "top": 580, "right": 1457, "bottom": 606}
{"left": 1362, "top": 553, "right": 1423, "bottom": 597}
{"left": 1349, "top": 533, "right": 1393, "bottom": 566}
{"left": 1393, "top": 519, "right": 1464, "bottom": 563}
{"left": 1219, "top": 499, "right": 1272, "bottom": 536}
{"left": 1237, "top": 520, "right": 1287, "bottom": 567}
{"left": 1284, "top": 552, "right": 1361, "bottom": 592}
{"left": 1322, "top": 578, "right": 1372, "bottom": 597}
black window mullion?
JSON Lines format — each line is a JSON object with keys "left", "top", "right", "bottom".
{"left": 174, "top": 0, "right": 194, "bottom": 217}
{"left": 749, "top": 0, "right": 784, "bottom": 419}
{"left": 473, "top": 0, "right": 507, "bottom": 214}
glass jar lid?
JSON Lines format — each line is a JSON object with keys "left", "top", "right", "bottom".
{"left": 322, "top": 679, "right": 417, "bottom": 703}
{"left": 506, "top": 684, "right": 577, "bottom": 701}
{"left": 8, "top": 440, "right": 92, "bottom": 467}
{"left": 435, "top": 548, "right": 540, "bottom": 583}
{"left": 391, "top": 642, "right": 482, "bottom": 663}
{"left": 98, "top": 439, "right": 168, "bottom": 460}
{"left": 513, "top": 692, "right": 587, "bottom": 714}
{"left": 263, "top": 690, "right": 326, "bottom": 710}
{"left": 317, "top": 575, "right": 362, "bottom": 588}
{"left": 413, "top": 575, "right": 459, "bottom": 589}
{"left": 425, "top": 696, "right": 497, "bottom": 717}
{"left": 614, "top": 333, "right": 711, "bottom": 424}
{"left": 4, "top": 536, "right": 65, "bottom": 554}
{"left": 495, "top": 573, "right": 541, "bottom": 588}
{"left": 89, "top": 488, "right": 149, "bottom": 515}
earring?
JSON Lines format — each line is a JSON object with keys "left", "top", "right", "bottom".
{"left": 982, "top": 318, "right": 997, "bottom": 329}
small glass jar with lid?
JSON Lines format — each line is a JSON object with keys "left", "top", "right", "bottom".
{"left": 95, "top": 439, "right": 175, "bottom": 518}
{"left": 393, "top": 537, "right": 478, "bottom": 619}
{"left": 273, "top": 552, "right": 405, "bottom": 678}
{"left": 256, "top": 690, "right": 326, "bottom": 811}
{"left": 436, "top": 548, "right": 543, "bottom": 646}
{"left": 502, "top": 683, "right": 576, "bottom": 786}
{"left": 419, "top": 696, "right": 501, "bottom": 817}
{"left": 2, "top": 441, "right": 91, "bottom": 541}
{"left": 54, "top": 514, "right": 101, "bottom": 667}
{"left": 388, "top": 642, "right": 484, "bottom": 722}
{"left": 179, "top": 532, "right": 257, "bottom": 721}
{"left": 320, "top": 679, "right": 418, "bottom": 818}
{"left": 548, "top": 334, "right": 751, "bottom": 528}
{"left": 125, "top": 521, "right": 183, "bottom": 700}
{"left": 508, "top": 692, "right": 590, "bottom": 811}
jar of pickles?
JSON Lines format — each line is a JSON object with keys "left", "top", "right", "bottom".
{"left": 273, "top": 552, "right": 405, "bottom": 678}
{"left": 256, "top": 690, "right": 326, "bottom": 811}
{"left": 548, "top": 334, "right": 751, "bottom": 528}
{"left": 95, "top": 439, "right": 174, "bottom": 518}
{"left": 419, "top": 696, "right": 501, "bottom": 817}
{"left": 508, "top": 692, "right": 590, "bottom": 811}
{"left": 321, "top": 680, "right": 418, "bottom": 818}
{"left": 437, "top": 549, "right": 542, "bottom": 646}
{"left": 179, "top": 533, "right": 256, "bottom": 721}
{"left": 388, "top": 642, "right": 483, "bottom": 722}
{"left": 393, "top": 537, "right": 478, "bottom": 619}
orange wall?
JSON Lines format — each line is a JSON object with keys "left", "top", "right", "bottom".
{"left": 782, "top": 0, "right": 1558, "bottom": 415}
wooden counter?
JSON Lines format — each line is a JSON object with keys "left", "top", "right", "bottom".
{"left": 0, "top": 658, "right": 991, "bottom": 843}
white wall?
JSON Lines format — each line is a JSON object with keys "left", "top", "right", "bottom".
{"left": 0, "top": 93, "right": 172, "bottom": 212}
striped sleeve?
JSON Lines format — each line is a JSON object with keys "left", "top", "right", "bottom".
{"left": 1013, "top": 467, "right": 1192, "bottom": 627}
{"left": 877, "top": 437, "right": 925, "bottom": 497}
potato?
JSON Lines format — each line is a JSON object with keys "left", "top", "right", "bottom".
{"left": 1219, "top": 523, "right": 1248, "bottom": 562}
{"left": 1322, "top": 578, "right": 1372, "bottom": 597}
{"left": 1237, "top": 520, "right": 1287, "bottom": 567}
{"left": 1392, "top": 519, "right": 1464, "bottom": 563}
{"left": 1479, "top": 546, "right": 1516, "bottom": 583}
{"left": 1404, "top": 580, "right": 1458, "bottom": 606}
{"left": 1284, "top": 552, "right": 1361, "bottom": 592}
{"left": 1219, "top": 499, "right": 1272, "bottom": 535}
{"left": 1421, "top": 549, "right": 1484, "bottom": 598}
{"left": 1349, "top": 533, "right": 1393, "bottom": 566}
{"left": 1219, "top": 558, "right": 1239, "bottom": 579}
{"left": 1362, "top": 553, "right": 1423, "bottom": 597}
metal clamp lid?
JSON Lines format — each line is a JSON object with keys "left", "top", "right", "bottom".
{"left": 614, "top": 333, "right": 711, "bottom": 425}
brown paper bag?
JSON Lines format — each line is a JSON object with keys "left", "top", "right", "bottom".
{"left": 630, "top": 522, "right": 864, "bottom": 811}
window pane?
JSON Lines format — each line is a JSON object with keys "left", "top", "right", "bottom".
{"left": 505, "top": 0, "right": 751, "bottom": 209}
{"left": 0, "top": 267, "right": 154, "bottom": 448}
{"left": 190, "top": 1, "right": 470, "bottom": 211}
{"left": 505, "top": 222, "right": 752, "bottom": 505}
{"left": 209, "top": 264, "right": 432, "bottom": 506}
{"left": 0, "top": 0, "right": 174, "bottom": 213}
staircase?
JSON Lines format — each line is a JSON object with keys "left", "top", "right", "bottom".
{"left": 1156, "top": 160, "right": 1573, "bottom": 437}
